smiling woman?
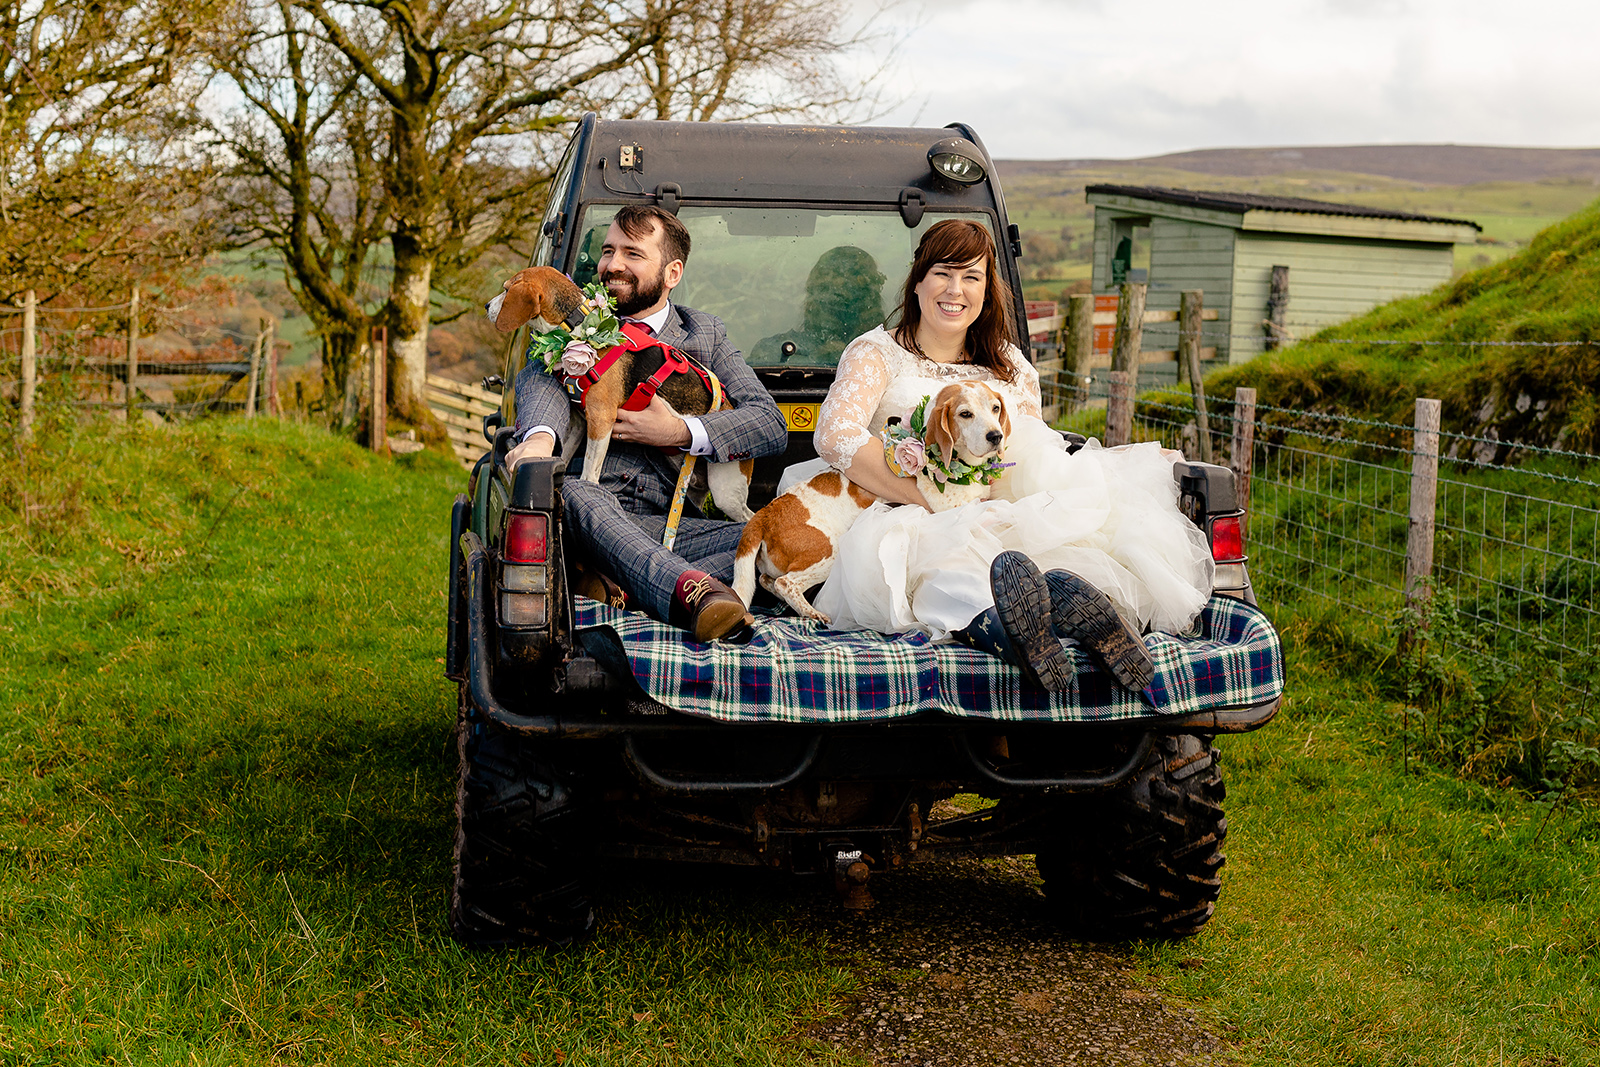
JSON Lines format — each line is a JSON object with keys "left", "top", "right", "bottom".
{"left": 808, "top": 220, "right": 1215, "bottom": 691}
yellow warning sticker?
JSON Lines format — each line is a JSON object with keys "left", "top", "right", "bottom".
{"left": 780, "top": 403, "right": 819, "bottom": 432}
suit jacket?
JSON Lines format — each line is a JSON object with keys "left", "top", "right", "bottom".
{"left": 513, "top": 302, "right": 787, "bottom": 518}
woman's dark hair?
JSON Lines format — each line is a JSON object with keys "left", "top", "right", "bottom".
{"left": 892, "top": 219, "right": 1017, "bottom": 380}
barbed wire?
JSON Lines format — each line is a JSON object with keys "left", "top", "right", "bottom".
{"left": 1035, "top": 328, "right": 1599, "bottom": 347}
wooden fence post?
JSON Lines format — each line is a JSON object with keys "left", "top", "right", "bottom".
{"left": 125, "top": 285, "right": 140, "bottom": 420}
{"left": 370, "top": 324, "right": 388, "bottom": 455}
{"left": 245, "top": 324, "right": 263, "bottom": 419}
{"left": 1264, "top": 265, "right": 1289, "bottom": 352}
{"left": 1230, "top": 387, "right": 1256, "bottom": 536}
{"left": 1403, "top": 398, "right": 1442, "bottom": 645}
{"left": 1179, "top": 289, "right": 1212, "bottom": 463}
{"left": 1066, "top": 293, "right": 1093, "bottom": 412}
{"left": 19, "top": 290, "right": 35, "bottom": 440}
{"left": 1111, "top": 282, "right": 1145, "bottom": 385}
{"left": 1105, "top": 370, "right": 1133, "bottom": 448}
{"left": 265, "top": 319, "right": 280, "bottom": 417}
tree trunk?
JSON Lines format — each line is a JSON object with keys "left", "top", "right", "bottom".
{"left": 389, "top": 235, "right": 434, "bottom": 424}
{"left": 340, "top": 333, "right": 372, "bottom": 429}
{"left": 317, "top": 325, "right": 364, "bottom": 427}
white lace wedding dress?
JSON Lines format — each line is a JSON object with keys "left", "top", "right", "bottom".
{"left": 808, "top": 326, "right": 1214, "bottom": 640}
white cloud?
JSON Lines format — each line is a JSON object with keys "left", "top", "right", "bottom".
{"left": 859, "top": 0, "right": 1600, "bottom": 157}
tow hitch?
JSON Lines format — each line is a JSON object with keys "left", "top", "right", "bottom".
{"left": 833, "top": 848, "right": 873, "bottom": 911}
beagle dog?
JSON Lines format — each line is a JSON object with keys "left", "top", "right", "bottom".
{"left": 488, "top": 266, "right": 754, "bottom": 520}
{"left": 733, "top": 381, "right": 1009, "bottom": 623}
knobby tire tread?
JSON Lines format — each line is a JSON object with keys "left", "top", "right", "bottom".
{"left": 1036, "top": 733, "right": 1228, "bottom": 940}
{"left": 450, "top": 688, "right": 596, "bottom": 948}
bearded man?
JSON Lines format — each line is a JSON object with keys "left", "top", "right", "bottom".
{"left": 507, "top": 204, "right": 788, "bottom": 641}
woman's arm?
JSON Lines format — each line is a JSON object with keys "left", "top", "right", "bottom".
{"left": 843, "top": 439, "right": 931, "bottom": 507}
{"left": 815, "top": 335, "right": 932, "bottom": 508}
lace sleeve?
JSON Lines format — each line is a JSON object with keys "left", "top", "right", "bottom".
{"left": 1005, "top": 344, "right": 1042, "bottom": 420}
{"left": 815, "top": 334, "right": 893, "bottom": 468}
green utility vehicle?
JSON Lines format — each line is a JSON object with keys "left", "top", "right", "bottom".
{"left": 446, "top": 116, "right": 1284, "bottom": 947}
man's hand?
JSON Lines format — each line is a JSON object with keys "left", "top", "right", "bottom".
{"left": 612, "top": 394, "right": 691, "bottom": 448}
{"left": 507, "top": 430, "right": 556, "bottom": 470}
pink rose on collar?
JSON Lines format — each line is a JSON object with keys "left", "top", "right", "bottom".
{"left": 560, "top": 340, "right": 599, "bottom": 377}
{"left": 894, "top": 436, "right": 927, "bottom": 477}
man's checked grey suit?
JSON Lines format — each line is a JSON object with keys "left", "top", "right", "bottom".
{"left": 513, "top": 303, "right": 787, "bottom": 622}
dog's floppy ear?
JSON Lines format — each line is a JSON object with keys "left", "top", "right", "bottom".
{"left": 490, "top": 267, "right": 581, "bottom": 334}
{"left": 990, "top": 383, "right": 1011, "bottom": 441}
{"left": 925, "top": 384, "right": 961, "bottom": 463}
{"left": 491, "top": 269, "right": 542, "bottom": 333}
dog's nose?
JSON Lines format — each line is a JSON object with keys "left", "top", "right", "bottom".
{"left": 986, "top": 430, "right": 1002, "bottom": 447}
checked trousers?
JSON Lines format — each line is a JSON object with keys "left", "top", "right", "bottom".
{"left": 562, "top": 477, "right": 746, "bottom": 622}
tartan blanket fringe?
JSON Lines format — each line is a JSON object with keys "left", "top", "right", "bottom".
{"left": 572, "top": 594, "right": 1284, "bottom": 724}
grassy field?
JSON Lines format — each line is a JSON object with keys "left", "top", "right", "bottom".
{"left": 1144, "top": 603, "right": 1600, "bottom": 1065}
{"left": 3, "top": 419, "right": 1597, "bottom": 1063}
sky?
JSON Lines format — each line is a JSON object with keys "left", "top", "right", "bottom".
{"left": 851, "top": 0, "right": 1600, "bottom": 159}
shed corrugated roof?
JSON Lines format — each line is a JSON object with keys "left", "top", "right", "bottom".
{"left": 1085, "top": 184, "right": 1482, "bottom": 231}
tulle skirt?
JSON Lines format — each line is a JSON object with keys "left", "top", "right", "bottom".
{"left": 812, "top": 417, "right": 1215, "bottom": 640}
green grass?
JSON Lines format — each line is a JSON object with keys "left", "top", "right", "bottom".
{"left": 1137, "top": 610, "right": 1600, "bottom": 1065}
{"left": 0, "top": 419, "right": 853, "bottom": 1063}
{"left": 1201, "top": 195, "right": 1600, "bottom": 453}
{"left": 3, "top": 419, "right": 1598, "bottom": 1063}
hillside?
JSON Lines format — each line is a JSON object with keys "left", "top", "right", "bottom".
{"left": 1202, "top": 196, "right": 1600, "bottom": 455}
{"left": 1002, "top": 144, "right": 1600, "bottom": 185}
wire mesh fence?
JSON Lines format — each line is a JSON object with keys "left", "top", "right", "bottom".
{"left": 1033, "top": 360, "right": 1600, "bottom": 704}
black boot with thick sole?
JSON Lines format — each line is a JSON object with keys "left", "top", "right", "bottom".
{"left": 980, "top": 551, "right": 1074, "bottom": 691}
{"left": 1044, "top": 569, "right": 1155, "bottom": 692}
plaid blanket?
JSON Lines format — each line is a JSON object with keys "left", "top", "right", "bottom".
{"left": 572, "top": 595, "right": 1284, "bottom": 724}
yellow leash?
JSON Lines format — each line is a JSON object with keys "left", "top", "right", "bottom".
{"left": 663, "top": 454, "right": 696, "bottom": 551}
{"left": 661, "top": 362, "right": 724, "bottom": 553}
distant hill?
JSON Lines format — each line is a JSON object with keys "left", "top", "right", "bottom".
{"left": 1002, "top": 145, "right": 1600, "bottom": 186}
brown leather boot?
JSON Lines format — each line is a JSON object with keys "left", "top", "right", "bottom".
{"left": 668, "top": 570, "right": 752, "bottom": 642}
{"left": 572, "top": 561, "right": 628, "bottom": 609}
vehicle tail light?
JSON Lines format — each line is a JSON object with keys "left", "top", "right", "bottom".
{"left": 1209, "top": 514, "right": 1244, "bottom": 562}
{"left": 505, "top": 513, "right": 548, "bottom": 562}
{"left": 500, "top": 592, "right": 548, "bottom": 628}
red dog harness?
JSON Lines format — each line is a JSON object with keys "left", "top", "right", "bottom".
{"left": 565, "top": 321, "right": 723, "bottom": 412}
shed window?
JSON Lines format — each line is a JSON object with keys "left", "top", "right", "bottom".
{"left": 1110, "top": 217, "right": 1151, "bottom": 286}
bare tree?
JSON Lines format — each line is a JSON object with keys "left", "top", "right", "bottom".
{"left": 209, "top": 0, "right": 891, "bottom": 428}
{"left": 206, "top": 0, "right": 391, "bottom": 415}
{"left": 0, "top": 0, "right": 216, "bottom": 305}
{"left": 620, "top": 0, "right": 890, "bottom": 123}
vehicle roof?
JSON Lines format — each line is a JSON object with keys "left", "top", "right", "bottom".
{"left": 575, "top": 117, "right": 1004, "bottom": 209}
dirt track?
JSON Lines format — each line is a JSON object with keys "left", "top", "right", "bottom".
{"left": 801, "top": 855, "right": 1231, "bottom": 1067}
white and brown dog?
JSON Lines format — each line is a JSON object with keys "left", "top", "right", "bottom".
{"left": 732, "top": 381, "right": 1010, "bottom": 623}
{"left": 487, "top": 265, "right": 754, "bottom": 520}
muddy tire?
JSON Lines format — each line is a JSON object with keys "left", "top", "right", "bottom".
{"left": 449, "top": 690, "right": 595, "bottom": 947}
{"left": 1036, "top": 734, "right": 1226, "bottom": 939}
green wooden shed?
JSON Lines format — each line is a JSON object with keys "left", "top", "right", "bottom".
{"left": 1085, "top": 184, "right": 1481, "bottom": 368}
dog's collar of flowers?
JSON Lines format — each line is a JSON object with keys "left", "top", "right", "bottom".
{"left": 883, "top": 394, "right": 1011, "bottom": 492}
{"left": 524, "top": 281, "right": 629, "bottom": 372}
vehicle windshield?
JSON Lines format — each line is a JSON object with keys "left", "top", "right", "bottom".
{"left": 569, "top": 205, "right": 994, "bottom": 368}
